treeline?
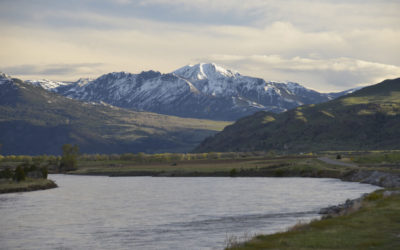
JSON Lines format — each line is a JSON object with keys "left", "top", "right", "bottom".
{"left": 77, "top": 151, "right": 271, "bottom": 163}
{"left": 0, "top": 144, "right": 279, "bottom": 176}
{"left": 0, "top": 155, "right": 61, "bottom": 164}
{"left": 0, "top": 151, "right": 274, "bottom": 164}
{"left": 0, "top": 163, "right": 48, "bottom": 182}
{"left": 0, "top": 144, "right": 79, "bottom": 176}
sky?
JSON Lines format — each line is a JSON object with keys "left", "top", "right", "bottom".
{"left": 0, "top": 0, "right": 399, "bottom": 92}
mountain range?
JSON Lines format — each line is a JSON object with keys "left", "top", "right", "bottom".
{"left": 0, "top": 63, "right": 371, "bottom": 155}
{"left": 194, "top": 78, "right": 400, "bottom": 153}
{"left": 25, "top": 63, "right": 356, "bottom": 121}
{"left": 0, "top": 73, "right": 229, "bottom": 155}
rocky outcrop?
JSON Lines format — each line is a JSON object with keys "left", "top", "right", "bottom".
{"left": 319, "top": 188, "right": 400, "bottom": 216}
{"left": 319, "top": 195, "right": 366, "bottom": 215}
{"left": 342, "top": 170, "right": 400, "bottom": 188}
{"left": 319, "top": 169, "right": 400, "bottom": 216}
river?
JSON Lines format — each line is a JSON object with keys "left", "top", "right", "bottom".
{"left": 0, "top": 175, "right": 378, "bottom": 249}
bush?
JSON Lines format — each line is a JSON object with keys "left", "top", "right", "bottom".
{"left": 365, "top": 192, "right": 383, "bottom": 201}
{"left": 274, "top": 169, "right": 285, "bottom": 177}
{"left": 13, "top": 166, "right": 26, "bottom": 182}
{"left": 0, "top": 168, "right": 13, "bottom": 179}
{"left": 120, "top": 153, "right": 135, "bottom": 161}
{"left": 60, "top": 144, "right": 79, "bottom": 171}
{"left": 41, "top": 166, "right": 48, "bottom": 179}
{"left": 230, "top": 168, "right": 237, "bottom": 177}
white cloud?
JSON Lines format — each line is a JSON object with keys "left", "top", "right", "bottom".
{"left": 205, "top": 54, "right": 400, "bottom": 91}
{"left": 112, "top": 0, "right": 133, "bottom": 4}
{"left": 0, "top": 0, "right": 399, "bottom": 91}
{"left": 136, "top": 0, "right": 400, "bottom": 30}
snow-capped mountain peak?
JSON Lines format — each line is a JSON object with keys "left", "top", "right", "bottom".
{"left": 173, "top": 63, "right": 239, "bottom": 81}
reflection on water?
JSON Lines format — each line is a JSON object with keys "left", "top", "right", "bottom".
{"left": 0, "top": 175, "right": 378, "bottom": 249}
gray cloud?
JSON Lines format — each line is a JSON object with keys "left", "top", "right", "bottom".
{"left": 1, "top": 63, "right": 104, "bottom": 77}
{"left": 2, "top": 0, "right": 395, "bottom": 30}
{"left": 0, "top": 0, "right": 263, "bottom": 29}
{"left": 0, "top": 0, "right": 399, "bottom": 90}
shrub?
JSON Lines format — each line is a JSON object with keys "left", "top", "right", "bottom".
{"left": 365, "top": 192, "right": 383, "bottom": 201}
{"left": 13, "top": 166, "right": 26, "bottom": 182}
{"left": 0, "top": 168, "right": 13, "bottom": 179}
{"left": 60, "top": 144, "right": 79, "bottom": 171}
{"left": 274, "top": 169, "right": 285, "bottom": 177}
{"left": 230, "top": 168, "right": 237, "bottom": 177}
{"left": 41, "top": 166, "right": 48, "bottom": 179}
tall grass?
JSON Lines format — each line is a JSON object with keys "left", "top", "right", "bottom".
{"left": 353, "top": 152, "right": 400, "bottom": 164}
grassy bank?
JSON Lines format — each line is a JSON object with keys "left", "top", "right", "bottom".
{"left": 0, "top": 178, "right": 57, "bottom": 194}
{"left": 227, "top": 189, "right": 400, "bottom": 250}
{"left": 67, "top": 156, "right": 348, "bottom": 177}
{"left": 63, "top": 151, "right": 399, "bottom": 178}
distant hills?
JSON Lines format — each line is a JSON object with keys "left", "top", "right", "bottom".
{"left": 25, "top": 63, "right": 354, "bottom": 121}
{"left": 194, "top": 78, "right": 400, "bottom": 153}
{"left": 0, "top": 73, "right": 230, "bottom": 155}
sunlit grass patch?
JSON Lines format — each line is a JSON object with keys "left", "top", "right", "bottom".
{"left": 227, "top": 189, "right": 400, "bottom": 250}
{"left": 0, "top": 178, "right": 57, "bottom": 193}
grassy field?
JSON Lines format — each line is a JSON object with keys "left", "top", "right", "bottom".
{"left": 353, "top": 152, "right": 400, "bottom": 165}
{"left": 69, "top": 157, "right": 281, "bottom": 175}
{"left": 227, "top": 189, "right": 400, "bottom": 250}
{"left": 2, "top": 150, "right": 399, "bottom": 176}
{"left": 0, "top": 178, "right": 57, "bottom": 194}
{"left": 67, "top": 156, "right": 349, "bottom": 177}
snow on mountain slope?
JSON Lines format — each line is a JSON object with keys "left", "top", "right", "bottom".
{"left": 26, "top": 79, "right": 71, "bottom": 90}
{"left": 57, "top": 71, "right": 200, "bottom": 110}
{"left": 0, "top": 73, "right": 12, "bottom": 85}
{"left": 20, "top": 64, "right": 350, "bottom": 121}
{"left": 173, "top": 63, "right": 331, "bottom": 112}
{"left": 174, "top": 63, "right": 239, "bottom": 81}
{"left": 327, "top": 86, "right": 364, "bottom": 99}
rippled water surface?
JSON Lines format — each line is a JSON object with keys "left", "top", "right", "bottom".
{"left": 0, "top": 175, "right": 378, "bottom": 249}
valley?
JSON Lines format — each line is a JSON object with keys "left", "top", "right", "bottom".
{"left": 1, "top": 0, "right": 399, "bottom": 249}
{"left": 0, "top": 73, "right": 230, "bottom": 155}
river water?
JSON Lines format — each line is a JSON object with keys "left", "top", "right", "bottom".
{"left": 0, "top": 175, "right": 378, "bottom": 250}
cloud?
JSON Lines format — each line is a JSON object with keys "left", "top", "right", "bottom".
{"left": 5, "top": 0, "right": 396, "bottom": 29}
{"left": 1, "top": 63, "right": 104, "bottom": 80}
{"left": 112, "top": 0, "right": 133, "bottom": 5}
{"left": 205, "top": 54, "right": 400, "bottom": 91}
{"left": 136, "top": 0, "right": 400, "bottom": 29}
{"left": 0, "top": 0, "right": 399, "bottom": 90}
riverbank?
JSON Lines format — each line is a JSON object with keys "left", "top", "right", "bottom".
{"left": 68, "top": 154, "right": 400, "bottom": 249}
{"left": 223, "top": 156, "right": 400, "bottom": 249}
{"left": 227, "top": 189, "right": 400, "bottom": 249}
{"left": 67, "top": 156, "right": 400, "bottom": 188}
{"left": 3, "top": 154, "right": 399, "bottom": 248}
{"left": 0, "top": 178, "right": 57, "bottom": 194}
